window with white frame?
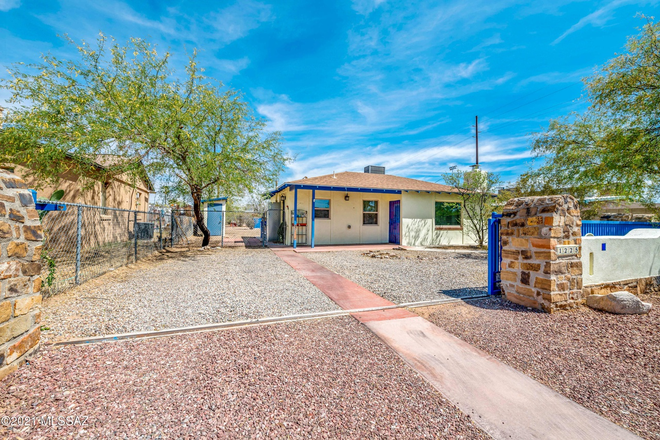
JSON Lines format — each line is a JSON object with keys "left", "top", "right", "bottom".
{"left": 314, "top": 199, "right": 330, "bottom": 219}
{"left": 363, "top": 200, "right": 378, "bottom": 225}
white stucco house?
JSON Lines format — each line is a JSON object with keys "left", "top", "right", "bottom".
{"left": 268, "top": 166, "right": 478, "bottom": 248}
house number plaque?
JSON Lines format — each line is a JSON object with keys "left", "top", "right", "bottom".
{"left": 556, "top": 245, "right": 579, "bottom": 257}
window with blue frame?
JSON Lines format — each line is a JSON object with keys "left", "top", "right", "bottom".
{"left": 314, "top": 199, "right": 330, "bottom": 219}
{"left": 435, "top": 202, "right": 461, "bottom": 226}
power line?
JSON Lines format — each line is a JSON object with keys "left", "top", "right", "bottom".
{"left": 481, "top": 82, "right": 582, "bottom": 119}
{"left": 349, "top": 83, "right": 584, "bottom": 176}
{"left": 483, "top": 83, "right": 580, "bottom": 120}
{"left": 412, "top": 84, "right": 583, "bottom": 169}
{"left": 425, "top": 99, "right": 583, "bottom": 182}
{"left": 483, "top": 99, "right": 583, "bottom": 135}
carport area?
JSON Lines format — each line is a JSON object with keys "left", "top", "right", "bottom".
{"left": 41, "top": 247, "right": 340, "bottom": 343}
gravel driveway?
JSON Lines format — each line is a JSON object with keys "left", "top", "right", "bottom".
{"left": 42, "top": 248, "right": 339, "bottom": 342}
{"left": 305, "top": 250, "right": 487, "bottom": 303}
{"left": 0, "top": 317, "right": 489, "bottom": 439}
{"left": 418, "top": 295, "right": 660, "bottom": 439}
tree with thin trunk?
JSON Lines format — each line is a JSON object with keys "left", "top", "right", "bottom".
{"left": 0, "top": 34, "right": 287, "bottom": 247}
{"left": 444, "top": 169, "right": 503, "bottom": 247}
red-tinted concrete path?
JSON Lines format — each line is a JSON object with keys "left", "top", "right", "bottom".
{"left": 275, "top": 250, "right": 640, "bottom": 440}
{"left": 274, "top": 250, "right": 414, "bottom": 322}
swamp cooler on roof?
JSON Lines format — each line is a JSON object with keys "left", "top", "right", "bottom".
{"left": 364, "top": 165, "right": 385, "bottom": 174}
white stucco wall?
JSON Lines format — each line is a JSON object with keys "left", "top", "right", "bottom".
{"left": 400, "top": 191, "right": 476, "bottom": 246}
{"left": 272, "top": 189, "right": 398, "bottom": 245}
{"left": 270, "top": 188, "right": 478, "bottom": 247}
{"left": 581, "top": 229, "right": 660, "bottom": 285}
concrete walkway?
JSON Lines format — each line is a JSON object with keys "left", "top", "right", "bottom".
{"left": 275, "top": 250, "right": 639, "bottom": 440}
{"left": 270, "top": 243, "right": 408, "bottom": 253}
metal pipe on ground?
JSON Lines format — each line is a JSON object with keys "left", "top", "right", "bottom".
{"left": 51, "top": 294, "right": 492, "bottom": 346}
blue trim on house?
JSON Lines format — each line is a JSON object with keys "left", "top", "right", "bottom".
{"left": 201, "top": 197, "right": 228, "bottom": 203}
{"left": 270, "top": 183, "right": 402, "bottom": 196}
{"left": 293, "top": 187, "right": 298, "bottom": 249}
{"left": 311, "top": 189, "right": 316, "bottom": 248}
{"left": 269, "top": 183, "right": 459, "bottom": 197}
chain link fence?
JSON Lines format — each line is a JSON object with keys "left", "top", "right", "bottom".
{"left": 39, "top": 201, "right": 168, "bottom": 296}
{"left": 170, "top": 209, "right": 266, "bottom": 248}
{"left": 38, "top": 201, "right": 266, "bottom": 296}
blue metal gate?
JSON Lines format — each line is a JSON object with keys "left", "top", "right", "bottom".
{"left": 487, "top": 212, "right": 502, "bottom": 295}
{"left": 582, "top": 220, "right": 660, "bottom": 236}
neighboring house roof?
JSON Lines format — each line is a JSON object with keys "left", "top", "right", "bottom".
{"left": 67, "top": 153, "right": 155, "bottom": 192}
{"left": 271, "top": 171, "right": 458, "bottom": 195}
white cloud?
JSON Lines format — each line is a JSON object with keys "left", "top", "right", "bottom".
{"left": 283, "top": 133, "right": 532, "bottom": 181}
{"left": 352, "top": 0, "right": 386, "bottom": 16}
{"left": 212, "top": 57, "right": 250, "bottom": 75}
{"left": 518, "top": 68, "right": 591, "bottom": 87}
{"left": 469, "top": 33, "right": 503, "bottom": 52}
{"left": 207, "top": 0, "right": 273, "bottom": 44}
{"left": 256, "top": 101, "right": 308, "bottom": 132}
{"left": 0, "top": 0, "right": 20, "bottom": 12}
{"left": 551, "top": 0, "right": 657, "bottom": 45}
{"left": 35, "top": 0, "right": 274, "bottom": 50}
{"left": 355, "top": 101, "right": 378, "bottom": 122}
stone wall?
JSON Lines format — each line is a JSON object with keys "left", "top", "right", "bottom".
{"left": 0, "top": 170, "right": 43, "bottom": 380}
{"left": 500, "top": 195, "right": 583, "bottom": 313}
{"left": 583, "top": 276, "right": 660, "bottom": 297}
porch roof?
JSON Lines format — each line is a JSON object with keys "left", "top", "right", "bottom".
{"left": 269, "top": 171, "right": 458, "bottom": 197}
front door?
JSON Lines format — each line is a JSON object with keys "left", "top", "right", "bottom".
{"left": 207, "top": 203, "right": 224, "bottom": 236}
{"left": 389, "top": 200, "right": 400, "bottom": 244}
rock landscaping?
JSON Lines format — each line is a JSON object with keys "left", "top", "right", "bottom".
{"left": 418, "top": 295, "right": 660, "bottom": 439}
{"left": 0, "top": 317, "right": 489, "bottom": 439}
{"left": 586, "top": 291, "right": 652, "bottom": 314}
{"left": 305, "top": 250, "right": 487, "bottom": 303}
{"left": 41, "top": 248, "right": 339, "bottom": 342}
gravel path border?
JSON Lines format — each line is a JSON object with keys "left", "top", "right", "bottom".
{"left": 418, "top": 295, "right": 660, "bottom": 439}
{"left": 0, "top": 317, "right": 489, "bottom": 439}
{"left": 305, "top": 250, "right": 487, "bottom": 303}
{"left": 42, "top": 248, "right": 339, "bottom": 342}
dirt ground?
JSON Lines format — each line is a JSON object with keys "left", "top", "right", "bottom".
{"left": 0, "top": 317, "right": 489, "bottom": 439}
{"left": 41, "top": 247, "right": 338, "bottom": 342}
{"left": 305, "top": 250, "right": 488, "bottom": 303}
{"left": 417, "top": 295, "right": 660, "bottom": 439}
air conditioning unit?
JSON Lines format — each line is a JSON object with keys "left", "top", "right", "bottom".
{"left": 364, "top": 165, "right": 385, "bottom": 174}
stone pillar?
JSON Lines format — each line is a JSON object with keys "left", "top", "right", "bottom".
{"left": 0, "top": 170, "right": 43, "bottom": 380}
{"left": 500, "top": 195, "right": 583, "bottom": 313}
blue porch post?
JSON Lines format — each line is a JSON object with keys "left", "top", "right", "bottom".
{"left": 293, "top": 186, "right": 298, "bottom": 249}
{"left": 311, "top": 189, "right": 316, "bottom": 248}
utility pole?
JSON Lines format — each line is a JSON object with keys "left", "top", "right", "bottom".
{"left": 475, "top": 115, "right": 479, "bottom": 167}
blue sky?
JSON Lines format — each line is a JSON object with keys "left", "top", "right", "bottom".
{"left": 1, "top": 0, "right": 658, "bottom": 187}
